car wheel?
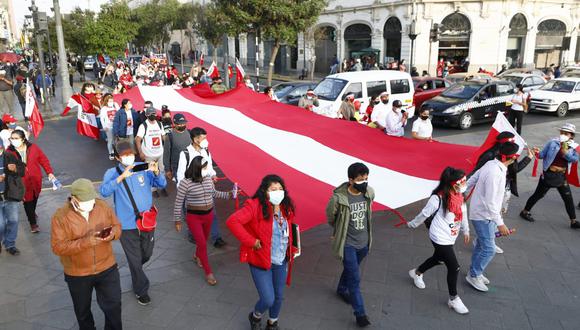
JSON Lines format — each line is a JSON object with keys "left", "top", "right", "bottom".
{"left": 556, "top": 103, "right": 568, "bottom": 117}
{"left": 458, "top": 112, "right": 473, "bottom": 130}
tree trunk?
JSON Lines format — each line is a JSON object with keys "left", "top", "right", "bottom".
{"left": 212, "top": 46, "right": 218, "bottom": 67}
{"left": 267, "top": 40, "right": 280, "bottom": 86}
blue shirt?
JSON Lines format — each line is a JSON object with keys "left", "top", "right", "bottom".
{"left": 271, "top": 212, "right": 289, "bottom": 266}
{"left": 539, "top": 138, "right": 579, "bottom": 172}
{"left": 99, "top": 163, "right": 167, "bottom": 230}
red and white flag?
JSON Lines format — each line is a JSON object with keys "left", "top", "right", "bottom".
{"left": 62, "top": 94, "right": 93, "bottom": 116}
{"left": 24, "top": 79, "right": 43, "bottom": 138}
{"left": 235, "top": 57, "right": 245, "bottom": 84}
{"left": 76, "top": 106, "right": 100, "bottom": 139}
{"left": 112, "top": 85, "right": 476, "bottom": 231}
{"left": 206, "top": 61, "right": 220, "bottom": 79}
{"left": 469, "top": 112, "right": 525, "bottom": 167}
{"left": 199, "top": 53, "right": 204, "bottom": 66}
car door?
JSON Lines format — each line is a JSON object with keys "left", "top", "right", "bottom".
{"left": 493, "top": 83, "right": 515, "bottom": 118}
{"left": 413, "top": 79, "right": 432, "bottom": 108}
{"left": 571, "top": 83, "right": 580, "bottom": 110}
{"left": 521, "top": 77, "right": 535, "bottom": 93}
{"left": 471, "top": 84, "right": 496, "bottom": 121}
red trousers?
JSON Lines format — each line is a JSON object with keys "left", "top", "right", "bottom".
{"left": 186, "top": 212, "right": 214, "bottom": 275}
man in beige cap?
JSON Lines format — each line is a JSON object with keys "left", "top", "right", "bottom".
{"left": 51, "top": 178, "right": 122, "bottom": 330}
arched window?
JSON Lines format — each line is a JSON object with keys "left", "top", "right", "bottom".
{"left": 383, "top": 17, "right": 402, "bottom": 62}
{"left": 344, "top": 24, "right": 372, "bottom": 59}
{"left": 438, "top": 13, "right": 471, "bottom": 69}
{"left": 507, "top": 14, "right": 528, "bottom": 68}
{"left": 537, "top": 19, "right": 566, "bottom": 36}
{"left": 535, "top": 19, "right": 567, "bottom": 69}
{"left": 314, "top": 26, "right": 337, "bottom": 73}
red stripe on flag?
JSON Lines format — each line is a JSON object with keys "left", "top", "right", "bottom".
{"left": 76, "top": 118, "right": 100, "bottom": 139}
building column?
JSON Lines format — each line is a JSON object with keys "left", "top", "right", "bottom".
{"left": 298, "top": 32, "right": 306, "bottom": 71}
{"left": 227, "top": 36, "right": 236, "bottom": 62}
{"left": 565, "top": 30, "right": 578, "bottom": 65}
{"left": 371, "top": 27, "right": 384, "bottom": 65}
{"left": 336, "top": 28, "right": 343, "bottom": 65}
{"left": 522, "top": 27, "right": 536, "bottom": 69}
{"left": 239, "top": 33, "right": 248, "bottom": 65}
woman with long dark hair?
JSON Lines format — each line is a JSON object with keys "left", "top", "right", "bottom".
{"left": 227, "top": 175, "right": 297, "bottom": 330}
{"left": 173, "top": 156, "right": 235, "bottom": 286}
{"left": 407, "top": 167, "right": 470, "bottom": 314}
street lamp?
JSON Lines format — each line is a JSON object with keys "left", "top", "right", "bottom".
{"left": 408, "top": 20, "right": 418, "bottom": 73}
{"left": 28, "top": 0, "right": 51, "bottom": 113}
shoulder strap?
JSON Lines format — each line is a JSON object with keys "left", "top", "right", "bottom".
{"left": 184, "top": 149, "right": 190, "bottom": 167}
{"left": 432, "top": 195, "right": 441, "bottom": 217}
{"left": 116, "top": 166, "right": 140, "bottom": 218}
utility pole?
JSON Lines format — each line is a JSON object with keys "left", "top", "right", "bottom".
{"left": 29, "top": 0, "right": 51, "bottom": 113}
{"left": 53, "top": 0, "right": 72, "bottom": 101}
{"left": 255, "top": 29, "right": 260, "bottom": 91}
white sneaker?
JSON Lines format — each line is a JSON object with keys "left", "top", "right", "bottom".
{"left": 408, "top": 269, "right": 425, "bottom": 289}
{"left": 495, "top": 245, "right": 504, "bottom": 254}
{"left": 448, "top": 296, "right": 469, "bottom": 314}
{"left": 479, "top": 274, "right": 490, "bottom": 285}
{"left": 466, "top": 275, "right": 489, "bottom": 292}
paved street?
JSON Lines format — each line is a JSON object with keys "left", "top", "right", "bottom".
{"left": 1, "top": 109, "right": 580, "bottom": 330}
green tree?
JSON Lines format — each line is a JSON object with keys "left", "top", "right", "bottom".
{"left": 87, "top": 1, "right": 138, "bottom": 58}
{"left": 217, "top": 0, "right": 327, "bottom": 84}
{"left": 132, "top": 0, "right": 185, "bottom": 51}
{"left": 191, "top": 2, "right": 233, "bottom": 66}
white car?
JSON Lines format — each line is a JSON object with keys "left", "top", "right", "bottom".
{"left": 528, "top": 78, "right": 580, "bottom": 117}
{"left": 84, "top": 56, "right": 96, "bottom": 70}
{"left": 500, "top": 73, "right": 546, "bottom": 93}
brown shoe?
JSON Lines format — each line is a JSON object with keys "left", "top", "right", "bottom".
{"left": 206, "top": 273, "right": 217, "bottom": 286}
{"left": 30, "top": 224, "right": 40, "bottom": 233}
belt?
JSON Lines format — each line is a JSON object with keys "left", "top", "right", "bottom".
{"left": 548, "top": 166, "right": 567, "bottom": 174}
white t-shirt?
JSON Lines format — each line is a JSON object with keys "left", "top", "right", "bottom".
{"left": 408, "top": 195, "right": 469, "bottom": 245}
{"left": 99, "top": 104, "right": 118, "bottom": 130}
{"left": 370, "top": 103, "right": 389, "bottom": 128}
{"left": 125, "top": 109, "right": 134, "bottom": 136}
{"left": 385, "top": 110, "right": 405, "bottom": 137}
{"left": 136, "top": 120, "right": 165, "bottom": 158}
{"left": 511, "top": 93, "right": 525, "bottom": 111}
{"left": 412, "top": 118, "right": 433, "bottom": 139}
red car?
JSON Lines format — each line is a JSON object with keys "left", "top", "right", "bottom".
{"left": 413, "top": 77, "right": 452, "bottom": 109}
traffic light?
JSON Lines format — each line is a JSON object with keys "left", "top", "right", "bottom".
{"left": 430, "top": 23, "right": 439, "bottom": 42}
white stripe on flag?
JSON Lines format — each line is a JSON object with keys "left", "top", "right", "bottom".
{"left": 139, "top": 86, "right": 437, "bottom": 208}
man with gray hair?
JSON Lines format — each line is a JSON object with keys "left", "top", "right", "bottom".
{"left": 0, "top": 70, "right": 14, "bottom": 115}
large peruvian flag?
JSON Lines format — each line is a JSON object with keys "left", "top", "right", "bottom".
{"left": 62, "top": 94, "right": 93, "bottom": 116}
{"left": 24, "top": 79, "right": 43, "bottom": 138}
{"left": 113, "top": 85, "right": 476, "bottom": 230}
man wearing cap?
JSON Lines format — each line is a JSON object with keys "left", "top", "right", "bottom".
{"left": 385, "top": 100, "right": 408, "bottom": 137}
{"left": 211, "top": 76, "right": 227, "bottom": 94}
{"left": 298, "top": 89, "right": 319, "bottom": 111}
{"left": 338, "top": 94, "right": 356, "bottom": 120}
{"left": 0, "top": 70, "right": 13, "bottom": 115}
{"left": 465, "top": 142, "right": 517, "bottom": 292}
{"left": 520, "top": 123, "right": 580, "bottom": 229}
{"left": 51, "top": 178, "right": 122, "bottom": 330}
{"left": 0, "top": 114, "right": 27, "bottom": 148}
{"left": 100, "top": 141, "right": 166, "bottom": 306}
{"left": 135, "top": 105, "right": 167, "bottom": 197}
{"left": 163, "top": 113, "right": 190, "bottom": 181}
{"left": 0, "top": 138, "right": 25, "bottom": 256}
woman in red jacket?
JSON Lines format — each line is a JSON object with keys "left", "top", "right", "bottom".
{"left": 227, "top": 175, "right": 297, "bottom": 330}
{"left": 8, "top": 130, "right": 55, "bottom": 233}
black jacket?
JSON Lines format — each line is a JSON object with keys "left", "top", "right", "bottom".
{"left": 470, "top": 145, "right": 531, "bottom": 197}
{"left": 2, "top": 151, "right": 25, "bottom": 201}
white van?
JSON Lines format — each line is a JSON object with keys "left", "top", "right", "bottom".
{"left": 312, "top": 70, "right": 416, "bottom": 118}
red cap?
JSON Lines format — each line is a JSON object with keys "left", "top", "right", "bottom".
{"left": 15, "top": 75, "right": 24, "bottom": 81}
{"left": 354, "top": 100, "right": 361, "bottom": 110}
{"left": 2, "top": 114, "right": 16, "bottom": 123}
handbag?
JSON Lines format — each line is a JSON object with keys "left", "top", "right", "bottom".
{"left": 116, "top": 167, "right": 157, "bottom": 232}
{"left": 424, "top": 195, "right": 441, "bottom": 229}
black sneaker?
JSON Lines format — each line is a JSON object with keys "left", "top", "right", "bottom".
{"left": 6, "top": 247, "right": 20, "bottom": 256}
{"left": 266, "top": 320, "right": 279, "bottom": 330}
{"left": 248, "top": 312, "right": 261, "bottom": 330}
{"left": 213, "top": 238, "right": 227, "bottom": 248}
{"left": 356, "top": 315, "right": 371, "bottom": 327}
{"left": 136, "top": 294, "right": 151, "bottom": 306}
{"left": 519, "top": 211, "right": 535, "bottom": 222}
{"left": 571, "top": 221, "right": 580, "bottom": 229}
{"left": 337, "top": 291, "right": 351, "bottom": 304}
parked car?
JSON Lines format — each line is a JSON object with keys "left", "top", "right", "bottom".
{"left": 313, "top": 70, "right": 415, "bottom": 118}
{"left": 412, "top": 77, "right": 451, "bottom": 109}
{"left": 83, "top": 56, "right": 96, "bottom": 70}
{"left": 497, "top": 68, "right": 548, "bottom": 80}
{"left": 528, "top": 78, "right": 580, "bottom": 117}
{"left": 446, "top": 72, "right": 494, "bottom": 84}
{"left": 561, "top": 67, "right": 580, "bottom": 78}
{"left": 500, "top": 73, "right": 546, "bottom": 93}
{"left": 423, "top": 79, "right": 516, "bottom": 130}
{"left": 274, "top": 81, "right": 318, "bottom": 106}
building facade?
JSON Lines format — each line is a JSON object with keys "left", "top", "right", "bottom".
{"left": 0, "top": 0, "right": 16, "bottom": 52}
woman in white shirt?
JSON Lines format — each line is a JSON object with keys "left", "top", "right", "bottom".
{"left": 411, "top": 108, "right": 433, "bottom": 141}
{"left": 508, "top": 84, "right": 526, "bottom": 134}
{"left": 99, "top": 94, "right": 119, "bottom": 160}
{"left": 407, "top": 167, "right": 470, "bottom": 314}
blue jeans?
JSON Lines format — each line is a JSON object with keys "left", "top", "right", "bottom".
{"left": 210, "top": 209, "right": 221, "bottom": 242}
{"left": 337, "top": 245, "right": 369, "bottom": 317}
{"left": 0, "top": 201, "right": 20, "bottom": 249}
{"left": 249, "top": 262, "right": 287, "bottom": 319}
{"left": 469, "top": 220, "right": 496, "bottom": 277}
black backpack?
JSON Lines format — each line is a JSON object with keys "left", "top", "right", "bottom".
{"left": 141, "top": 120, "right": 163, "bottom": 146}
{"left": 424, "top": 195, "right": 441, "bottom": 229}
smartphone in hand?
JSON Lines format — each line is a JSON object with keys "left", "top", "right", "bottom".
{"left": 96, "top": 226, "right": 113, "bottom": 239}
{"left": 131, "top": 163, "right": 149, "bottom": 172}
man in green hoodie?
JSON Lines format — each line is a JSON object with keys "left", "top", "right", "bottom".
{"left": 326, "top": 162, "right": 375, "bottom": 328}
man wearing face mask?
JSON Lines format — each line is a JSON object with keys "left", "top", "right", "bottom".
{"left": 411, "top": 108, "right": 433, "bottom": 141}
{"left": 370, "top": 92, "right": 390, "bottom": 130}
{"left": 298, "top": 89, "right": 319, "bottom": 111}
{"left": 100, "top": 142, "right": 167, "bottom": 306}
{"left": 51, "top": 179, "right": 122, "bottom": 330}
{"left": 326, "top": 162, "right": 375, "bottom": 327}
{"left": 520, "top": 123, "right": 580, "bottom": 229}
{"left": 385, "top": 100, "right": 408, "bottom": 137}
{"left": 136, "top": 106, "right": 167, "bottom": 197}
{"left": 0, "top": 114, "right": 27, "bottom": 148}
{"left": 465, "top": 142, "right": 517, "bottom": 292}
{"left": 163, "top": 114, "right": 190, "bottom": 181}
{"left": 176, "top": 127, "right": 227, "bottom": 248}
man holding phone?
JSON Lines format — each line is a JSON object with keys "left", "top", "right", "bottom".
{"left": 51, "top": 179, "right": 122, "bottom": 330}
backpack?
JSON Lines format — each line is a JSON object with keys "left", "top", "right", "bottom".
{"left": 141, "top": 120, "right": 163, "bottom": 146}
{"left": 424, "top": 195, "right": 441, "bottom": 229}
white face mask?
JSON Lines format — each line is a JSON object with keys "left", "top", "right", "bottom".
{"left": 560, "top": 134, "right": 570, "bottom": 143}
{"left": 120, "top": 155, "right": 135, "bottom": 167}
{"left": 107, "top": 101, "right": 114, "bottom": 107}
{"left": 459, "top": 185, "right": 467, "bottom": 194}
{"left": 199, "top": 139, "right": 209, "bottom": 149}
{"left": 11, "top": 139, "right": 22, "bottom": 148}
{"left": 268, "top": 190, "right": 285, "bottom": 206}
{"left": 76, "top": 199, "right": 96, "bottom": 213}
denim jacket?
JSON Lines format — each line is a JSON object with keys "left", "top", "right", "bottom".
{"left": 539, "top": 138, "right": 579, "bottom": 172}
{"left": 112, "top": 108, "right": 139, "bottom": 138}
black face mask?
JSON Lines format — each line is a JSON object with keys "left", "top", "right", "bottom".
{"left": 373, "top": 100, "right": 380, "bottom": 105}
{"left": 147, "top": 115, "right": 157, "bottom": 121}
{"left": 175, "top": 125, "right": 186, "bottom": 132}
{"left": 420, "top": 115, "right": 429, "bottom": 120}
{"left": 353, "top": 181, "right": 368, "bottom": 194}
{"left": 381, "top": 99, "right": 389, "bottom": 104}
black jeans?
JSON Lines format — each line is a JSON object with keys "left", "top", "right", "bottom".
{"left": 65, "top": 265, "right": 122, "bottom": 330}
{"left": 23, "top": 197, "right": 39, "bottom": 226}
{"left": 524, "top": 174, "right": 576, "bottom": 219}
{"left": 120, "top": 229, "right": 154, "bottom": 297}
{"left": 508, "top": 109, "right": 524, "bottom": 135}
{"left": 417, "top": 241, "right": 459, "bottom": 296}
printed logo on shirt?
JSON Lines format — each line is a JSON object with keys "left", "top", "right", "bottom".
{"left": 350, "top": 201, "right": 367, "bottom": 230}
{"left": 107, "top": 110, "right": 116, "bottom": 121}
{"left": 137, "top": 174, "right": 145, "bottom": 186}
{"left": 127, "top": 119, "right": 133, "bottom": 127}
{"left": 151, "top": 136, "right": 161, "bottom": 147}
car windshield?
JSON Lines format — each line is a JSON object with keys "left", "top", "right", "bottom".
{"left": 314, "top": 78, "right": 348, "bottom": 101}
{"left": 540, "top": 80, "right": 576, "bottom": 93}
{"left": 441, "top": 83, "right": 481, "bottom": 99}
{"left": 503, "top": 76, "right": 522, "bottom": 86}
{"left": 274, "top": 85, "right": 295, "bottom": 98}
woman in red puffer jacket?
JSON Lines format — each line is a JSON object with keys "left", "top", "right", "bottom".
{"left": 227, "top": 174, "right": 298, "bottom": 330}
